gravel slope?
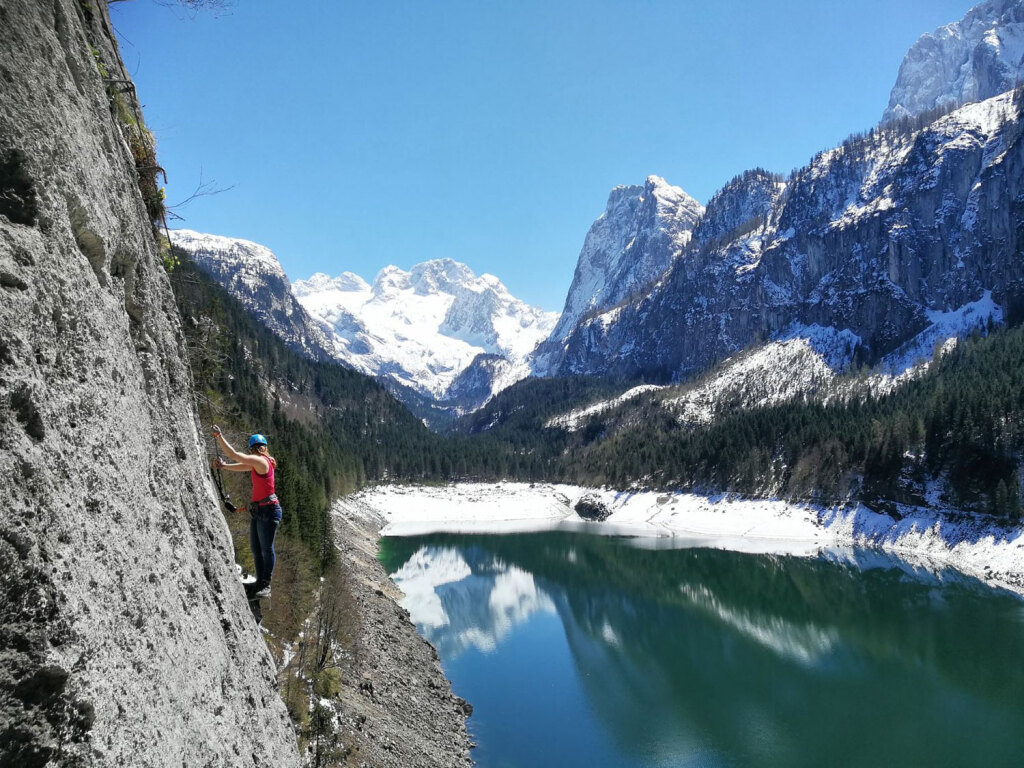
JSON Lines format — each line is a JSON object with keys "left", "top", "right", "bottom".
{"left": 326, "top": 501, "right": 474, "bottom": 768}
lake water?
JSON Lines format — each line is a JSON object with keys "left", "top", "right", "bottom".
{"left": 378, "top": 532, "right": 1024, "bottom": 768}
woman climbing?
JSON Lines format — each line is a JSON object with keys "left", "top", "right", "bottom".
{"left": 212, "top": 425, "right": 282, "bottom": 599}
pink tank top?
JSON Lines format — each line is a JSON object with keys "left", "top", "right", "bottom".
{"left": 250, "top": 456, "right": 277, "bottom": 502}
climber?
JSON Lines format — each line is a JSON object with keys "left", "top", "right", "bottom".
{"left": 211, "top": 425, "right": 282, "bottom": 600}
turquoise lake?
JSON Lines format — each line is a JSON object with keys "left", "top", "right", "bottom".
{"left": 378, "top": 532, "right": 1024, "bottom": 768}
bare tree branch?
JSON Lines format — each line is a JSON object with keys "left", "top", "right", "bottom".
{"left": 167, "top": 169, "right": 236, "bottom": 220}
{"left": 153, "top": 0, "right": 234, "bottom": 17}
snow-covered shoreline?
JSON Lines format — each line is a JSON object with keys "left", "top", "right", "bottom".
{"left": 347, "top": 482, "right": 1024, "bottom": 597}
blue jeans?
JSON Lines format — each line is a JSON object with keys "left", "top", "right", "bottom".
{"left": 249, "top": 502, "right": 282, "bottom": 583}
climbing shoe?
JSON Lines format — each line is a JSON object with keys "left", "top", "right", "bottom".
{"left": 252, "top": 581, "right": 271, "bottom": 600}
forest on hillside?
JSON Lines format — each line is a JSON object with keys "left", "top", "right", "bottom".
{"left": 174, "top": 248, "right": 1024, "bottom": 557}
{"left": 169, "top": 255, "right": 606, "bottom": 560}
{"left": 553, "top": 324, "right": 1024, "bottom": 518}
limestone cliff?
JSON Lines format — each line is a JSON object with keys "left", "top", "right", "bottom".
{"left": 552, "top": 91, "right": 1024, "bottom": 380}
{"left": 0, "top": 1, "right": 299, "bottom": 765}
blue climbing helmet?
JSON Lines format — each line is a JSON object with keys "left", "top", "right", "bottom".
{"left": 248, "top": 433, "right": 268, "bottom": 449}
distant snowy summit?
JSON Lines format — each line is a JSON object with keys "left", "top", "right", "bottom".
{"left": 170, "top": 229, "right": 335, "bottom": 361}
{"left": 171, "top": 228, "right": 558, "bottom": 415}
{"left": 293, "top": 260, "right": 558, "bottom": 403}
{"left": 884, "top": 0, "right": 1024, "bottom": 122}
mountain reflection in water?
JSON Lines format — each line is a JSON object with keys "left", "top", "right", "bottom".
{"left": 391, "top": 546, "right": 555, "bottom": 655}
{"left": 380, "top": 532, "right": 1024, "bottom": 768}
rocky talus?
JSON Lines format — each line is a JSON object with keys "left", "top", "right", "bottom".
{"left": 0, "top": 1, "right": 297, "bottom": 765}
{"left": 329, "top": 502, "right": 474, "bottom": 768}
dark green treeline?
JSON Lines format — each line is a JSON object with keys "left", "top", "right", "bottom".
{"left": 173, "top": 249, "right": 1024, "bottom": 558}
{"left": 558, "top": 323, "right": 1024, "bottom": 517}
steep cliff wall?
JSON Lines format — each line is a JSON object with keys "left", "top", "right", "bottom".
{"left": 884, "top": 0, "right": 1024, "bottom": 123}
{"left": 555, "top": 91, "right": 1024, "bottom": 380}
{"left": 0, "top": 1, "right": 298, "bottom": 765}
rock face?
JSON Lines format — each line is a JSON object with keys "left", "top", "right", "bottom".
{"left": 549, "top": 91, "right": 1024, "bottom": 382}
{"left": 884, "top": 0, "right": 1024, "bottom": 123}
{"left": 574, "top": 494, "right": 612, "bottom": 521}
{"left": 170, "top": 229, "right": 334, "bottom": 361}
{"left": 0, "top": 2, "right": 297, "bottom": 765}
{"left": 532, "top": 175, "right": 703, "bottom": 375}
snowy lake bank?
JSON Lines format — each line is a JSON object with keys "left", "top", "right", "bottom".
{"left": 343, "top": 482, "right": 1024, "bottom": 598}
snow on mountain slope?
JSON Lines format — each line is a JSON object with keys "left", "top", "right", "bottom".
{"left": 294, "top": 260, "right": 558, "bottom": 401}
{"left": 874, "top": 290, "right": 1003, "bottom": 375}
{"left": 663, "top": 326, "right": 861, "bottom": 426}
{"left": 544, "top": 293, "right": 1004, "bottom": 432}
{"left": 884, "top": 0, "right": 1024, "bottom": 122}
{"left": 532, "top": 175, "right": 703, "bottom": 375}
{"left": 552, "top": 88, "right": 1024, "bottom": 383}
{"left": 544, "top": 385, "right": 666, "bottom": 431}
{"left": 170, "top": 229, "right": 335, "bottom": 361}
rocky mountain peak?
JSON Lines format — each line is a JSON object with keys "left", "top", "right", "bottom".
{"left": 372, "top": 264, "right": 413, "bottom": 295}
{"left": 409, "top": 258, "right": 478, "bottom": 296}
{"left": 293, "top": 270, "right": 369, "bottom": 295}
{"left": 645, "top": 174, "right": 704, "bottom": 218}
{"left": 170, "top": 229, "right": 335, "bottom": 361}
{"left": 530, "top": 175, "right": 703, "bottom": 374}
{"left": 692, "top": 168, "right": 786, "bottom": 246}
{"left": 171, "top": 229, "right": 287, "bottom": 280}
{"left": 883, "top": 0, "right": 1024, "bottom": 123}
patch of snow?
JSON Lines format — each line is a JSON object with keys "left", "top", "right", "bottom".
{"left": 663, "top": 326, "right": 858, "bottom": 425}
{"left": 879, "top": 290, "right": 1002, "bottom": 375}
{"left": 546, "top": 385, "right": 665, "bottom": 431}
{"left": 343, "top": 483, "right": 1024, "bottom": 597}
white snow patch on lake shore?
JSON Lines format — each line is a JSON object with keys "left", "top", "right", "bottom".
{"left": 339, "top": 483, "right": 1024, "bottom": 597}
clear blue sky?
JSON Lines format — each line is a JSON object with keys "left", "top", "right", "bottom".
{"left": 111, "top": 0, "right": 973, "bottom": 311}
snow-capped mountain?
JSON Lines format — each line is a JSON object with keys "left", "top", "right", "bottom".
{"left": 170, "top": 229, "right": 335, "bottom": 361}
{"left": 533, "top": 0, "right": 1024, "bottom": 409}
{"left": 172, "top": 230, "right": 556, "bottom": 419}
{"left": 531, "top": 175, "right": 703, "bottom": 375}
{"left": 293, "top": 260, "right": 558, "bottom": 404}
{"left": 883, "top": 0, "right": 1024, "bottom": 123}
{"left": 548, "top": 89, "right": 1024, "bottom": 382}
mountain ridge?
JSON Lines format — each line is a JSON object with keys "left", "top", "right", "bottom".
{"left": 172, "top": 229, "right": 558, "bottom": 419}
{"left": 884, "top": 0, "right": 1024, "bottom": 123}
{"left": 547, "top": 89, "right": 1024, "bottom": 383}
